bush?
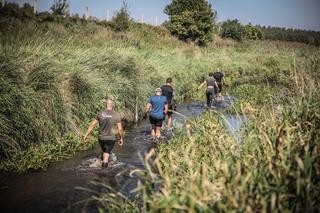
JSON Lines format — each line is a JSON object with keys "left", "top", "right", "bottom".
{"left": 244, "top": 24, "right": 263, "bottom": 40}
{"left": 220, "top": 19, "right": 246, "bottom": 41}
{"left": 111, "top": 1, "right": 130, "bottom": 32}
{"left": 164, "top": 0, "right": 216, "bottom": 46}
{"left": 50, "top": 0, "right": 69, "bottom": 16}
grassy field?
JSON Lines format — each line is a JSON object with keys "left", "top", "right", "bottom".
{"left": 94, "top": 46, "right": 320, "bottom": 212}
{"left": 0, "top": 14, "right": 319, "bottom": 199}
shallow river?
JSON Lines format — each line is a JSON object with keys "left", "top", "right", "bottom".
{"left": 0, "top": 96, "right": 246, "bottom": 212}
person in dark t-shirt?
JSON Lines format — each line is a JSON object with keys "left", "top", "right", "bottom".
{"left": 83, "top": 98, "right": 124, "bottom": 168}
{"left": 198, "top": 72, "right": 219, "bottom": 108}
{"left": 161, "top": 78, "right": 176, "bottom": 127}
{"left": 213, "top": 66, "right": 224, "bottom": 97}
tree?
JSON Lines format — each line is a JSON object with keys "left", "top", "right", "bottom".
{"left": 220, "top": 19, "right": 245, "bottom": 41}
{"left": 112, "top": 1, "right": 130, "bottom": 32}
{"left": 244, "top": 24, "right": 263, "bottom": 40}
{"left": 164, "top": 0, "right": 216, "bottom": 46}
{"left": 50, "top": 0, "right": 69, "bottom": 16}
{"left": 21, "top": 3, "right": 35, "bottom": 18}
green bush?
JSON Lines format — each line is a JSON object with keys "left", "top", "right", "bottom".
{"left": 164, "top": 0, "right": 216, "bottom": 46}
{"left": 244, "top": 24, "right": 263, "bottom": 40}
{"left": 111, "top": 1, "right": 131, "bottom": 32}
{"left": 221, "top": 19, "right": 246, "bottom": 41}
{"left": 50, "top": 0, "right": 69, "bottom": 16}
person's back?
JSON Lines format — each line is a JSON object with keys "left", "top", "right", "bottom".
{"left": 95, "top": 109, "right": 121, "bottom": 140}
{"left": 213, "top": 71, "right": 224, "bottom": 83}
{"left": 161, "top": 85, "right": 174, "bottom": 105}
{"left": 161, "top": 78, "right": 176, "bottom": 127}
{"left": 206, "top": 77, "right": 217, "bottom": 87}
{"left": 213, "top": 68, "right": 224, "bottom": 97}
{"left": 149, "top": 95, "right": 167, "bottom": 119}
{"left": 145, "top": 88, "right": 168, "bottom": 138}
{"left": 83, "top": 98, "right": 124, "bottom": 168}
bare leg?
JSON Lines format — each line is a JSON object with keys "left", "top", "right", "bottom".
{"left": 102, "top": 152, "right": 110, "bottom": 163}
{"left": 167, "top": 116, "right": 173, "bottom": 127}
{"left": 151, "top": 125, "right": 156, "bottom": 136}
{"left": 155, "top": 127, "right": 161, "bottom": 138}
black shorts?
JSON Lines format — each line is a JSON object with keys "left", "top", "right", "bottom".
{"left": 149, "top": 116, "right": 163, "bottom": 127}
{"left": 98, "top": 139, "right": 116, "bottom": 154}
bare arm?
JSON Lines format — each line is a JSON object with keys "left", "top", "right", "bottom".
{"left": 117, "top": 122, "right": 124, "bottom": 146}
{"left": 164, "top": 104, "right": 168, "bottom": 114}
{"left": 198, "top": 81, "right": 207, "bottom": 90}
{"left": 214, "top": 81, "right": 219, "bottom": 89}
{"left": 145, "top": 103, "right": 152, "bottom": 113}
{"left": 83, "top": 118, "right": 98, "bottom": 142}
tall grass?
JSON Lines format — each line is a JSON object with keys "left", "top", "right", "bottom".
{"left": 91, "top": 57, "right": 320, "bottom": 212}
{"left": 0, "top": 17, "right": 162, "bottom": 172}
{"left": 1, "top": 15, "right": 318, "bottom": 173}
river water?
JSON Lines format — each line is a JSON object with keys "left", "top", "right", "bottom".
{"left": 0, "top": 96, "right": 246, "bottom": 212}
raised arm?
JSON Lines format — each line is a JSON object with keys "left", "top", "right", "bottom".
{"left": 83, "top": 118, "right": 98, "bottom": 142}
{"left": 214, "top": 80, "right": 219, "bottom": 89}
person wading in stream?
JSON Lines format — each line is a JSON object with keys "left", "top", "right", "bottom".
{"left": 213, "top": 66, "right": 224, "bottom": 98}
{"left": 161, "top": 78, "right": 177, "bottom": 128}
{"left": 145, "top": 88, "right": 168, "bottom": 139}
{"left": 83, "top": 98, "right": 124, "bottom": 168}
{"left": 198, "top": 72, "right": 219, "bottom": 108}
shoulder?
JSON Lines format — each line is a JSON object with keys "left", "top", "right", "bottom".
{"left": 113, "top": 111, "right": 121, "bottom": 120}
{"left": 115, "top": 111, "right": 121, "bottom": 117}
{"left": 150, "top": 96, "right": 156, "bottom": 102}
{"left": 162, "top": 96, "right": 168, "bottom": 101}
{"left": 96, "top": 109, "right": 105, "bottom": 115}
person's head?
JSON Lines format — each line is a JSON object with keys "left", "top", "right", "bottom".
{"left": 166, "top": 78, "right": 172, "bottom": 84}
{"left": 104, "top": 97, "right": 114, "bottom": 109}
{"left": 155, "top": 88, "right": 162, "bottom": 96}
{"left": 208, "top": 72, "right": 214, "bottom": 77}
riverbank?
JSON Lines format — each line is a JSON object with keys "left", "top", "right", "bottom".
{"left": 97, "top": 65, "right": 320, "bottom": 212}
{"left": 1, "top": 14, "right": 319, "bottom": 173}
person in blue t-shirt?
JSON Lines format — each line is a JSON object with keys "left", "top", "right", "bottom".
{"left": 144, "top": 88, "right": 168, "bottom": 138}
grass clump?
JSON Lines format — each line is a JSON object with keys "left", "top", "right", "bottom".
{"left": 118, "top": 87, "right": 318, "bottom": 212}
{"left": 92, "top": 64, "right": 320, "bottom": 212}
{"left": 1, "top": 13, "right": 319, "bottom": 173}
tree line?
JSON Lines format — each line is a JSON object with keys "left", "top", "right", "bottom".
{"left": 1, "top": 0, "right": 319, "bottom": 46}
{"left": 259, "top": 26, "right": 320, "bottom": 46}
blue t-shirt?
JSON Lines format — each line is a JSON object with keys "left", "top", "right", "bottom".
{"left": 149, "top": 95, "right": 167, "bottom": 119}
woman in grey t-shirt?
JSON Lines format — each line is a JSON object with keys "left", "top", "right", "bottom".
{"left": 198, "top": 72, "right": 219, "bottom": 108}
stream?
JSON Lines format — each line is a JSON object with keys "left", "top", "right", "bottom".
{"left": 0, "top": 96, "right": 246, "bottom": 212}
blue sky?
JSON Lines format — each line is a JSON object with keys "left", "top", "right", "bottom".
{"left": 8, "top": 0, "right": 320, "bottom": 31}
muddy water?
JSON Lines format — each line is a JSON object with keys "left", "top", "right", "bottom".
{"left": 0, "top": 97, "right": 245, "bottom": 212}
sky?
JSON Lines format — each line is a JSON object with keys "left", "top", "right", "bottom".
{"left": 7, "top": 0, "right": 320, "bottom": 31}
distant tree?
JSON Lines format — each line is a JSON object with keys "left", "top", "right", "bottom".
{"left": 21, "top": 3, "right": 34, "bottom": 18}
{"left": 244, "top": 24, "right": 263, "bottom": 40}
{"left": 50, "top": 0, "right": 69, "bottom": 16}
{"left": 220, "top": 19, "right": 245, "bottom": 41}
{"left": 112, "top": 1, "right": 130, "bottom": 32}
{"left": 259, "top": 26, "right": 320, "bottom": 46}
{"left": 164, "top": 0, "right": 217, "bottom": 46}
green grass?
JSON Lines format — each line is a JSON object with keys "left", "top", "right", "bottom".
{"left": 0, "top": 15, "right": 319, "bottom": 175}
{"left": 93, "top": 65, "right": 320, "bottom": 212}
